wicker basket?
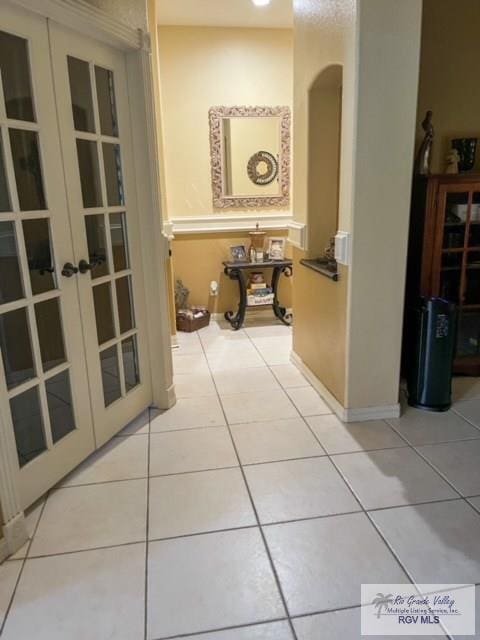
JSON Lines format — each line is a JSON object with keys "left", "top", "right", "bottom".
{"left": 176, "top": 311, "right": 211, "bottom": 333}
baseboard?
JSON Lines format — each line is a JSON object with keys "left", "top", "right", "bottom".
{"left": 342, "top": 404, "right": 401, "bottom": 421}
{"left": 2, "top": 513, "right": 28, "bottom": 558}
{"left": 0, "top": 537, "right": 9, "bottom": 564}
{"left": 290, "top": 351, "right": 346, "bottom": 418}
{"left": 291, "top": 351, "right": 401, "bottom": 422}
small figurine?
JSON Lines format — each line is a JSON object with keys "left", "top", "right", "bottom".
{"left": 445, "top": 149, "right": 460, "bottom": 174}
{"left": 414, "top": 110, "right": 434, "bottom": 175}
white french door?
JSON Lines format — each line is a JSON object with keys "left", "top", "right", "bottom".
{"left": 50, "top": 23, "right": 151, "bottom": 448}
{"left": 0, "top": 4, "right": 152, "bottom": 508}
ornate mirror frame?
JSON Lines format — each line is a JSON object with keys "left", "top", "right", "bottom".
{"left": 209, "top": 105, "right": 291, "bottom": 209}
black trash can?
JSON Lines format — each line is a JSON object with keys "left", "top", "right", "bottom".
{"left": 407, "top": 297, "right": 457, "bottom": 411}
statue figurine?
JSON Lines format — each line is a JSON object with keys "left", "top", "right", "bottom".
{"left": 414, "top": 110, "right": 434, "bottom": 175}
{"left": 445, "top": 149, "right": 460, "bottom": 175}
{"left": 174, "top": 279, "right": 190, "bottom": 311}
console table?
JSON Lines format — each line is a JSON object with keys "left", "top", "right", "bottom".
{"left": 222, "top": 260, "right": 293, "bottom": 330}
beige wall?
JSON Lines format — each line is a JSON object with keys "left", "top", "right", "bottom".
{"left": 346, "top": 0, "right": 422, "bottom": 409}
{"left": 293, "top": 0, "right": 422, "bottom": 412}
{"left": 416, "top": 0, "right": 480, "bottom": 173}
{"left": 292, "top": 0, "right": 356, "bottom": 403}
{"left": 157, "top": 25, "right": 293, "bottom": 217}
{"left": 307, "top": 66, "right": 343, "bottom": 258}
{"left": 148, "top": 0, "right": 177, "bottom": 335}
{"left": 172, "top": 231, "right": 292, "bottom": 315}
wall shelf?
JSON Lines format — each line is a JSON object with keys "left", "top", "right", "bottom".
{"left": 300, "top": 258, "right": 339, "bottom": 281}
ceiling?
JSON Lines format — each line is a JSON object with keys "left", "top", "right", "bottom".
{"left": 156, "top": 0, "right": 293, "bottom": 29}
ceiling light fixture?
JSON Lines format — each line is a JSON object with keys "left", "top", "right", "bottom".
{"left": 252, "top": 0, "right": 271, "bottom": 6}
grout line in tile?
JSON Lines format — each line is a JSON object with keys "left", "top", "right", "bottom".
{"left": 198, "top": 330, "right": 299, "bottom": 640}
{"left": 149, "top": 465, "right": 239, "bottom": 479}
{"left": 451, "top": 407, "right": 480, "bottom": 433}
{"left": 148, "top": 523, "right": 259, "bottom": 545}
{"left": 326, "top": 442, "right": 411, "bottom": 457}
{"left": 0, "top": 493, "right": 49, "bottom": 635}
{"left": 55, "top": 475, "right": 149, "bottom": 490}
{"left": 150, "top": 615, "right": 290, "bottom": 640}
{"left": 16, "top": 539, "right": 146, "bottom": 562}
{"left": 385, "top": 419, "right": 480, "bottom": 448}
{"left": 364, "top": 495, "right": 466, "bottom": 514}
{"left": 149, "top": 424, "right": 227, "bottom": 435}
{"left": 113, "top": 431, "right": 150, "bottom": 438}
{"left": 242, "top": 453, "right": 327, "bottom": 466}
{"left": 409, "top": 445, "right": 468, "bottom": 499}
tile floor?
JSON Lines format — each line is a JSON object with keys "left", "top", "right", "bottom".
{"left": 1, "top": 318, "right": 480, "bottom": 639}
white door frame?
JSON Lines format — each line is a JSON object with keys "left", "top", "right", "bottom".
{"left": 0, "top": 0, "right": 175, "bottom": 559}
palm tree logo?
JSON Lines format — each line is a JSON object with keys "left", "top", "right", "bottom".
{"left": 372, "top": 593, "right": 394, "bottom": 618}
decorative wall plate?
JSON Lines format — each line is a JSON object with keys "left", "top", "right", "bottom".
{"left": 247, "top": 150, "right": 278, "bottom": 186}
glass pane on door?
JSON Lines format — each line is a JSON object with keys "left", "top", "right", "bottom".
{"left": 67, "top": 56, "right": 95, "bottom": 133}
{"left": 22, "top": 218, "right": 56, "bottom": 294}
{"left": 0, "top": 221, "right": 24, "bottom": 303}
{"left": 95, "top": 66, "right": 118, "bottom": 137}
{"left": 116, "top": 275, "right": 134, "bottom": 334}
{"left": 110, "top": 212, "right": 129, "bottom": 271}
{"left": 46, "top": 370, "right": 76, "bottom": 443}
{"left": 85, "top": 214, "right": 109, "bottom": 278}
{"left": 0, "top": 137, "right": 11, "bottom": 212}
{"left": 35, "top": 297, "right": 66, "bottom": 371}
{"left": 102, "top": 143, "right": 124, "bottom": 206}
{"left": 100, "top": 345, "right": 121, "bottom": 406}
{"left": 0, "top": 31, "right": 35, "bottom": 122}
{"left": 122, "top": 335, "right": 139, "bottom": 392}
{"left": 0, "top": 307, "right": 35, "bottom": 389}
{"left": 76, "top": 139, "right": 102, "bottom": 208}
{"left": 10, "top": 386, "right": 45, "bottom": 467}
{"left": 9, "top": 129, "right": 46, "bottom": 211}
{"left": 93, "top": 282, "right": 115, "bottom": 344}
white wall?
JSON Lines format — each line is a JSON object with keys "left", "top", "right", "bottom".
{"left": 346, "top": 0, "right": 422, "bottom": 410}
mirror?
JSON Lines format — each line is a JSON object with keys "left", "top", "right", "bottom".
{"left": 209, "top": 106, "right": 290, "bottom": 208}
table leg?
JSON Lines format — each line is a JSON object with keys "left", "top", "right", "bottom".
{"left": 224, "top": 267, "right": 247, "bottom": 330}
{"left": 271, "top": 265, "right": 293, "bottom": 325}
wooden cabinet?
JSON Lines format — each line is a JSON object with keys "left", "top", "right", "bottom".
{"left": 406, "top": 174, "right": 480, "bottom": 375}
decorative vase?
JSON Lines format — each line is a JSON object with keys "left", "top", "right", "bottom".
{"left": 451, "top": 138, "right": 477, "bottom": 172}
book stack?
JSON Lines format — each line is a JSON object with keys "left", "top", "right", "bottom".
{"left": 247, "top": 274, "right": 274, "bottom": 306}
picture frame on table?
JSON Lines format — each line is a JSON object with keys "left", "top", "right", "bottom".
{"left": 267, "top": 237, "right": 286, "bottom": 260}
{"left": 230, "top": 245, "right": 248, "bottom": 262}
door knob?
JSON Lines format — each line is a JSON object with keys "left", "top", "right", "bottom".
{"left": 78, "top": 259, "right": 94, "bottom": 274}
{"left": 78, "top": 256, "right": 104, "bottom": 274}
{"left": 61, "top": 262, "right": 78, "bottom": 278}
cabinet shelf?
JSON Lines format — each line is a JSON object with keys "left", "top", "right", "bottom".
{"left": 445, "top": 221, "right": 480, "bottom": 227}
{"left": 442, "top": 246, "right": 480, "bottom": 253}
